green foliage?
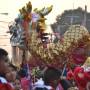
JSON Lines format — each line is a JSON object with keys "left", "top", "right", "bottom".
{"left": 51, "top": 7, "right": 90, "bottom": 35}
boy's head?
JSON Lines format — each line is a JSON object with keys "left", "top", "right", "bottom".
{"left": 0, "top": 48, "right": 9, "bottom": 76}
{"left": 6, "top": 64, "right": 17, "bottom": 82}
{"left": 18, "top": 68, "right": 27, "bottom": 78}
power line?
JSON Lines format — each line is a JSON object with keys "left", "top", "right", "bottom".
{"left": 0, "top": 34, "right": 8, "bottom": 36}
{"left": 0, "top": 45, "right": 11, "bottom": 46}
{"left": 0, "top": 13, "right": 8, "bottom": 15}
{"left": 0, "top": 38, "right": 10, "bottom": 39}
{"left": 0, "top": 21, "right": 10, "bottom": 23}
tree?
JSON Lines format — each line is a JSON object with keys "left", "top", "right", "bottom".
{"left": 51, "top": 7, "right": 90, "bottom": 35}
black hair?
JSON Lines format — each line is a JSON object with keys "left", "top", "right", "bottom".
{"left": 18, "top": 68, "right": 27, "bottom": 78}
{"left": 0, "top": 48, "right": 8, "bottom": 56}
{"left": 43, "top": 67, "right": 61, "bottom": 85}
{"left": 35, "top": 87, "right": 48, "bottom": 90}
{"left": 0, "top": 48, "right": 8, "bottom": 61}
{"left": 60, "top": 79, "right": 72, "bottom": 90}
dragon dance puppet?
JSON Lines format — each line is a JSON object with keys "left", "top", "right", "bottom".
{"left": 8, "top": 1, "right": 53, "bottom": 50}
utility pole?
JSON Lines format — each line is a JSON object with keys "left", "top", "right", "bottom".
{"left": 82, "top": 5, "right": 87, "bottom": 27}
{"left": 66, "top": 16, "right": 79, "bottom": 25}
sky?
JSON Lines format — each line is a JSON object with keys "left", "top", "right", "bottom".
{"left": 0, "top": 0, "right": 90, "bottom": 24}
{"left": 0, "top": 0, "right": 90, "bottom": 57}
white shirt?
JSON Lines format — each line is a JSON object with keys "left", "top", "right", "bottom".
{"left": 0, "top": 76, "right": 7, "bottom": 83}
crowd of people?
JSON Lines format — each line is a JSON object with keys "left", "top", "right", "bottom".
{"left": 0, "top": 48, "right": 90, "bottom": 90}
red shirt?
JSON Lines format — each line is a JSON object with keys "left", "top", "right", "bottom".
{"left": 0, "top": 77, "right": 14, "bottom": 90}
{"left": 0, "top": 83, "right": 14, "bottom": 90}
